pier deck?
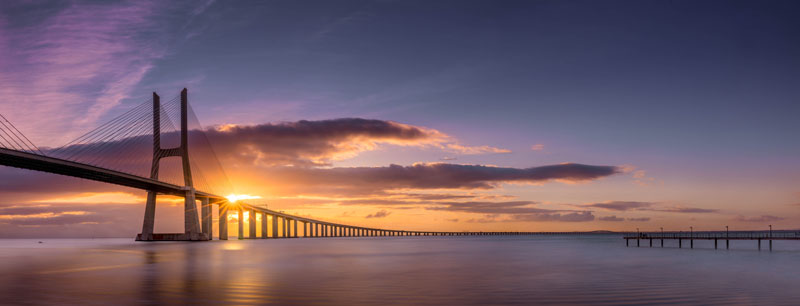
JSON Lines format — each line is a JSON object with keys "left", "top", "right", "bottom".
{"left": 624, "top": 231, "right": 800, "bottom": 250}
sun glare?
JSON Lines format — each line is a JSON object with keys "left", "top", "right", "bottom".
{"left": 226, "top": 194, "right": 262, "bottom": 203}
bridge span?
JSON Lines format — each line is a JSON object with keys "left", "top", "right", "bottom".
{"left": 0, "top": 88, "right": 545, "bottom": 241}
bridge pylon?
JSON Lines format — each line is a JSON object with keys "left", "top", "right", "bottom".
{"left": 136, "top": 88, "right": 207, "bottom": 241}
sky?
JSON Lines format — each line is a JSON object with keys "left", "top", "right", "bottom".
{"left": 1, "top": 0, "right": 799, "bottom": 237}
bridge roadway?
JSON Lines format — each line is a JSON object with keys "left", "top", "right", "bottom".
{"left": 1, "top": 147, "right": 563, "bottom": 240}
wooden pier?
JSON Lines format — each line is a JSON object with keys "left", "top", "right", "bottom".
{"left": 624, "top": 230, "right": 800, "bottom": 251}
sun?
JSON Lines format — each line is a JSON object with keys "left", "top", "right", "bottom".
{"left": 225, "top": 194, "right": 262, "bottom": 203}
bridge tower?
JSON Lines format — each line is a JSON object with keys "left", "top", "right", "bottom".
{"left": 136, "top": 88, "right": 207, "bottom": 241}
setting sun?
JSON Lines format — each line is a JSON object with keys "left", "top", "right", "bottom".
{"left": 225, "top": 194, "right": 262, "bottom": 203}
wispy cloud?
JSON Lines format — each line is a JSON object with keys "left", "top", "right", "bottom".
{"left": 0, "top": 1, "right": 210, "bottom": 146}
{"left": 425, "top": 201, "right": 553, "bottom": 214}
{"left": 734, "top": 215, "right": 784, "bottom": 222}
{"left": 0, "top": 199, "right": 187, "bottom": 237}
{"left": 599, "top": 215, "right": 625, "bottom": 222}
{"left": 651, "top": 206, "right": 718, "bottom": 213}
{"left": 583, "top": 201, "right": 717, "bottom": 214}
{"left": 510, "top": 212, "right": 595, "bottom": 222}
{"left": 365, "top": 209, "right": 391, "bottom": 219}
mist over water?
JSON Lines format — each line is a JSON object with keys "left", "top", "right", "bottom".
{"left": 1, "top": 235, "right": 798, "bottom": 305}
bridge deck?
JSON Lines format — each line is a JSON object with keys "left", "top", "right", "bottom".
{"left": 0, "top": 147, "right": 222, "bottom": 199}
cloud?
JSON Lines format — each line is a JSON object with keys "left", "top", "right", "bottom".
{"left": 466, "top": 215, "right": 501, "bottom": 223}
{"left": 0, "top": 1, "right": 212, "bottom": 146}
{"left": 445, "top": 144, "right": 510, "bottom": 154}
{"left": 426, "top": 201, "right": 554, "bottom": 214}
{"left": 627, "top": 217, "right": 650, "bottom": 222}
{"left": 424, "top": 201, "right": 594, "bottom": 222}
{"left": 365, "top": 209, "right": 391, "bottom": 219}
{"left": 734, "top": 215, "right": 784, "bottom": 222}
{"left": 583, "top": 201, "right": 717, "bottom": 214}
{"left": 632, "top": 170, "right": 657, "bottom": 186}
{"left": 206, "top": 119, "right": 510, "bottom": 167}
{"left": 585, "top": 201, "right": 654, "bottom": 211}
{"left": 530, "top": 144, "right": 544, "bottom": 151}
{"left": 0, "top": 204, "right": 108, "bottom": 227}
{"left": 510, "top": 211, "right": 594, "bottom": 222}
{"left": 0, "top": 199, "right": 186, "bottom": 237}
{"left": 599, "top": 215, "right": 625, "bottom": 222}
{"left": 651, "top": 206, "right": 718, "bottom": 213}
{"left": 266, "top": 162, "right": 620, "bottom": 195}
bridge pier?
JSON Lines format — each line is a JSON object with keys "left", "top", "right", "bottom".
{"left": 136, "top": 90, "right": 207, "bottom": 241}
{"left": 294, "top": 220, "right": 298, "bottom": 238}
{"left": 272, "top": 215, "right": 278, "bottom": 238}
{"left": 249, "top": 209, "right": 256, "bottom": 239}
{"left": 219, "top": 203, "right": 228, "bottom": 240}
{"left": 201, "top": 198, "right": 211, "bottom": 239}
{"left": 261, "top": 212, "right": 268, "bottom": 239}
{"left": 238, "top": 209, "right": 244, "bottom": 240}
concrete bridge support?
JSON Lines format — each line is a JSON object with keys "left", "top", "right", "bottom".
{"left": 261, "top": 212, "right": 268, "bottom": 239}
{"left": 219, "top": 203, "right": 228, "bottom": 240}
{"left": 271, "top": 215, "right": 278, "bottom": 238}
{"left": 249, "top": 209, "right": 256, "bottom": 239}
{"left": 201, "top": 198, "right": 211, "bottom": 239}
{"left": 136, "top": 89, "right": 206, "bottom": 241}
{"left": 294, "top": 220, "right": 298, "bottom": 238}
{"left": 238, "top": 209, "right": 244, "bottom": 240}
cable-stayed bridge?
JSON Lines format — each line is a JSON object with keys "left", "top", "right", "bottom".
{"left": 0, "top": 89, "right": 535, "bottom": 241}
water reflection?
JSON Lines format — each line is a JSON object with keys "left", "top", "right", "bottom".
{"left": 1, "top": 236, "right": 799, "bottom": 305}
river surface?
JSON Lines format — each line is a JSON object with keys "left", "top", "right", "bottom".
{"left": 1, "top": 235, "right": 798, "bottom": 305}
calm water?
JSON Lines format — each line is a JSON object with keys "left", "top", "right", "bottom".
{"left": 1, "top": 235, "right": 799, "bottom": 305}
